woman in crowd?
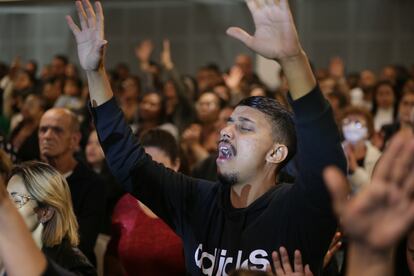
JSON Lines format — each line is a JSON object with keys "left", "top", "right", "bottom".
{"left": 8, "top": 94, "right": 46, "bottom": 162}
{"left": 5, "top": 161, "right": 96, "bottom": 275}
{"left": 341, "top": 106, "right": 381, "bottom": 192}
{"left": 372, "top": 80, "right": 398, "bottom": 131}
{"left": 105, "top": 129, "right": 185, "bottom": 276}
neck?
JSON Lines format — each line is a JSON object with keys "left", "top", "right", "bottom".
{"left": 43, "top": 154, "right": 77, "bottom": 175}
{"left": 230, "top": 167, "right": 276, "bottom": 208}
{"left": 32, "top": 224, "right": 44, "bottom": 249}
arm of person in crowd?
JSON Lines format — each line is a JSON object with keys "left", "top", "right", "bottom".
{"left": 267, "top": 247, "right": 313, "bottom": 276}
{"left": 0, "top": 177, "right": 47, "bottom": 275}
{"left": 66, "top": 0, "right": 209, "bottom": 233}
{"left": 227, "top": 0, "right": 315, "bottom": 100}
{"left": 161, "top": 39, "right": 195, "bottom": 123}
{"left": 324, "top": 130, "right": 414, "bottom": 276}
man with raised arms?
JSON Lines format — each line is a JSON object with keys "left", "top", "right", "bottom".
{"left": 66, "top": 0, "right": 346, "bottom": 274}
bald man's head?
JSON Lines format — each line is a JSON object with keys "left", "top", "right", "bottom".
{"left": 38, "top": 108, "right": 81, "bottom": 160}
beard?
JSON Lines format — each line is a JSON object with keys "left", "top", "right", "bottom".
{"left": 217, "top": 171, "right": 238, "bottom": 186}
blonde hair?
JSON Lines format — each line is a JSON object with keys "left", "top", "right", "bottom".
{"left": 10, "top": 161, "right": 79, "bottom": 247}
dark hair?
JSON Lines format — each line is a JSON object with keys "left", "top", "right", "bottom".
{"left": 141, "top": 129, "right": 179, "bottom": 164}
{"left": 237, "top": 96, "right": 297, "bottom": 169}
{"left": 372, "top": 80, "right": 399, "bottom": 118}
{"left": 54, "top": 55, "right": 68, "bottom": 66}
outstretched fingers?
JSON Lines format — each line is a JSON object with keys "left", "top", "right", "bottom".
{"left": 66, "top": 15, "right": 80, "bottom": 35}
{"left": 95, "top": 1, "right": 105, "bottom": 38}
{"left": 75, "top": 1, "right": 88, "bottom": 30}
{"left": 272, "top": 251, "right": 284, "bottom": 275}
{"left": 82, "top": 0, "right": 96, "bottom": 29}
{"left": 293, "top": 250, "right": 304, "bottom": 273}
{"left": 226, "top": 27, "right": 253, "bottom": 49}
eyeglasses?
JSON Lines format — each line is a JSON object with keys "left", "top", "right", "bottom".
{"left": 342, "top": 118, "right": 366, "bottom": 128}
{"left": 9, "top": 192, "right": 33, "bottom": 209}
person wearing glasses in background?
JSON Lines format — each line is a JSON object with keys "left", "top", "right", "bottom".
{"left": 340, "top": 106, "right": 381, "bottom": 193}
{"left": 4, "top": 161, "right": 96, "bottom": 276}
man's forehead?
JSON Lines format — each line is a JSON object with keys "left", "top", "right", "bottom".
{"left": 40, "top": 110, "right": 71, "bottom": 126}
{"left": 231, "top": 106, "right": 269, "bottom": 124}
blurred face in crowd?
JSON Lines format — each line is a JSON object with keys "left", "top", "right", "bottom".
{"left": 217, "top": 106, "right": 276, "bottom": 185}
{"left": 213, "top": 85, "right": 231, "bottom": 104}
{"left": 14, "top": 70, "right": 33, "bottom": 91}
{"left": 359, "top": 70, "right": 377, "bottom": 89}
{"left": 51, "top": 57, "right": 66, "bottom": 77}
{"left": 86, "top": 130, "right": 105, "bottom": 168}
{"left": 21, "top": 95, "right": 44, "bottom": 121}
{"left": 144, "top": 146, "right": 179, "bottom": 172}
{"left": 376, "top": 83, "right": 395, "bottom": 109}
{"left": 39, "top": 109, "right": 78, "bottom": 159}
{"left": 7, "top": 175, "right": 40, "bottom": 232}
{"left": 196, "top": 92, "right": 221, "bottom": 124}
{"left": 319, "top": 77, "right": 336, "bottom": 96}
{"left": 139, "top": 93, "right": 162, "bottom": 121}
{"left": 65, "top": 64, "right": 78, "bottom": 79}
{"left": 197, "top": 68, "right": 221, "bottom": 92}
{"left": 64, "top": 79, "right": 81, "bottom": 97}
{"left": 380, "top": 66, "right": 397, "bottom": 85}
{"left": 164, "top": 80, "right": 178, "bottom": 115}
{"left": 398, "top": 92, "right": 414, "bottom": 124}
{"left": 235, "top": 54, "right": 253, "bottom": 77}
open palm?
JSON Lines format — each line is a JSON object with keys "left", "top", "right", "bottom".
{"left": 66, "top": 0, "right": 107, "bottom": 71}
{"left": 227, "top": 0, "right": 302, "bottom": 61}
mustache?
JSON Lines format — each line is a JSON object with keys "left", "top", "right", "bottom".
{"left": 218, "top": 138, "right": 237, "bottom": 156}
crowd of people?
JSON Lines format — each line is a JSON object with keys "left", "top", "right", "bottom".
{"left": 0, "top": 0, "right": 414, "bottom": 275}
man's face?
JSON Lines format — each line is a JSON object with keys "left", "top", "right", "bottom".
{"left": 38, "top": 109, "right": 76, "bottom": 159}
{"left": 216, "top": 106, "right": 275, "bottom": 185}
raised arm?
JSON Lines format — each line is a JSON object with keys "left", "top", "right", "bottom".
{"left": 66, "top": 0, "right": 112, "bottom": 107}
{"left": 227, "top": 0, "right": 315, "bottom": 100}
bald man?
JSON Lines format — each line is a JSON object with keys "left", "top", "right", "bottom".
{"left": 39, "top": 108, "right": 105, "bottom": 265}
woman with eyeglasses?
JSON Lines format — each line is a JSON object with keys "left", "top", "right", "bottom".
{"left": 340, "top": 106, "right": 382, "bottom": 193}
{"left": 4, "top": 161, "right": 97, "bottom": 276}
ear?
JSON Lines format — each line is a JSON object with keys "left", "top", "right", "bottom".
{"left": 266, "top": 144, "right": 288, "bottom": 165}
{"left": 70, "top": 131, "right": 82, "bottom": 151}
{"left": 37, "top": 206, "right": 55, "bottom": 224}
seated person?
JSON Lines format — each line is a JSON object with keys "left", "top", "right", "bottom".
{"left": 5, "top": 161, "right": 97, "bottom": 276}
{"left": 105, "top": 129, "right": 185, "bottom": 276}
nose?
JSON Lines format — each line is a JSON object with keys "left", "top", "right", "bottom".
{"left": 219, "top": 124, "right": 234, "bottom": 140}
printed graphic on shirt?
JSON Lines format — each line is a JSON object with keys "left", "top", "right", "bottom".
{"left": 194, "top": 244, "right": 270, "bottom": 276}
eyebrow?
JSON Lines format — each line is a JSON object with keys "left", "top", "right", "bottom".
{"left": 227, "top": 116, "right": 255, "bottom": 123}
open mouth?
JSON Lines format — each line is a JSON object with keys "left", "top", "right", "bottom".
{"left": 217, "top": 141, "right": 236, "bottom": 161}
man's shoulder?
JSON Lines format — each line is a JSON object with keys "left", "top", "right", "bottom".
{"left": 67, "top": 161, "right": 102, "bottom": 188}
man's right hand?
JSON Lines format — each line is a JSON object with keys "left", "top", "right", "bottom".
{"left": 66, "top": 0, "right": 107, "bottom": 72}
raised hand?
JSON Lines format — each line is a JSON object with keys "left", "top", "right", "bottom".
{"left": 160, "top": 39, "right": 174, "bottom": 70}
{"left": 227, "top": 0, "right": 302, "bottom": 62}
{"left": 136, "top": 39, "right": 154, "bottom": 64}
{"left": 268, "top": 247, "right": 313, "bottom": 276}
{"left": 66, "top": 0, "right": 107, "bottom": 71}
{"left": 324, "top": 130, "right": 414, "bottom": 252}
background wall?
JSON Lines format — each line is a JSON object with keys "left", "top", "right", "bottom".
{"left": 0, "top": 0, "right": 413, "bottom": 77}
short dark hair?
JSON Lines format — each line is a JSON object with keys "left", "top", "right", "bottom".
{"left": 54, "top": 55, "right": 68, "bottom": 65}
{"left": 141, "top": 129, "right": 179, "bottom": 164}
{"left": 237, "top": 96, "right": 297, "bottom": 169}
